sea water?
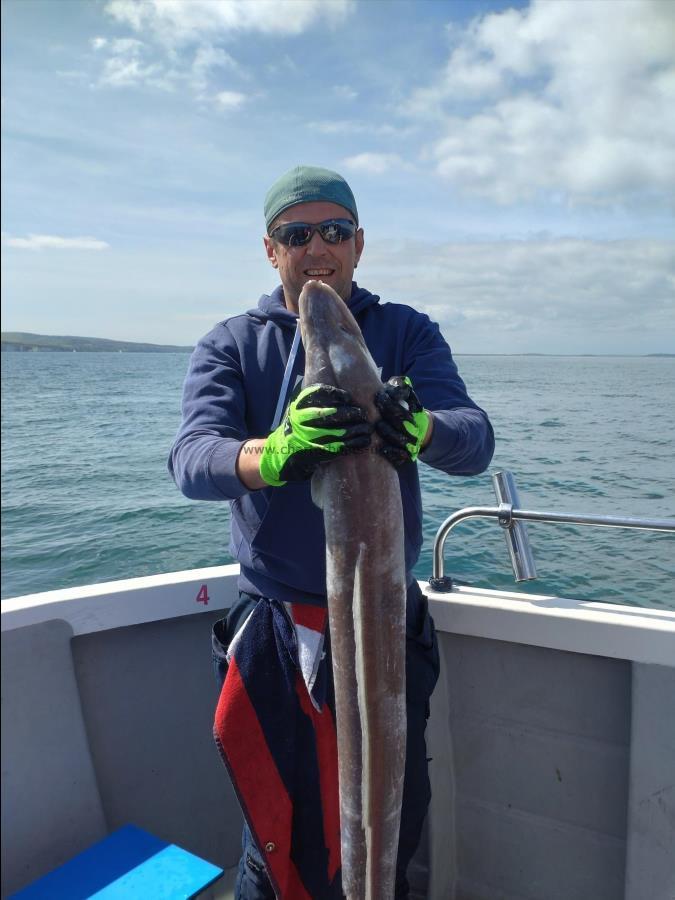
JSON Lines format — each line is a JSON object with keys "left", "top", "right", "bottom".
{"left": 2, "top": 352, "right": 673, "bottom": 608}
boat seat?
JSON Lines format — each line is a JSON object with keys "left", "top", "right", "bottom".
{"left": 8, "top": 824, "right": 224, "bottom": 899}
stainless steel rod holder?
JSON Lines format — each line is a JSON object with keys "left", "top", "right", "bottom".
{"left": 492, "top": 471, "right": 537, "bottom": 582}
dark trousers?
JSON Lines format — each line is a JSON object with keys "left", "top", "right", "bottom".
{"left": 213, "top": 582, "right": 440, "bottom": 900}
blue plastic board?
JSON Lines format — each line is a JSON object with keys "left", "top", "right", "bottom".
{"left": 10, "top": 824, "right": 223, "bottom": 899}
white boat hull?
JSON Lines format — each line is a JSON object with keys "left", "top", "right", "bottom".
{"left": 2, "top": 567, "right": 674, "bottom": 899}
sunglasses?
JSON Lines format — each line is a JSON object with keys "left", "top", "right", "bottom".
{"left": 269, "top": 218, "right": 357, "bottom": 247}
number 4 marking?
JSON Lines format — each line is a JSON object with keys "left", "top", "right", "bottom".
{"left": 196, "top": 584, "right": 209, "bottom": 605}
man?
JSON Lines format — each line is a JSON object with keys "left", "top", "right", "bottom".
{"left": 169, "top": 165, "right": 494, "bottom": 899}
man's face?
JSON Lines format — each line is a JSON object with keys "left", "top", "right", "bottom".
{"left": 264, "top": 201, "right": 364, "bottom": 312}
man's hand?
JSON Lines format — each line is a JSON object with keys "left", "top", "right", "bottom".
{"left": 259, "top": 383, "right": 372, "bottom": 486}
{"left": 374, "top": 376, "right": 432, "bottom": 467}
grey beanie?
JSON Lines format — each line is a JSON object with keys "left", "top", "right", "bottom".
{"left": 264, "top": 165, "right": 359, "bottom": 231}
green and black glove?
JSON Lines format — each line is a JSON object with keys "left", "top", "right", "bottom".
{"left": 259, "top": 383, "right": 372, "bottom": 487}
{"left": 374, "top": 375, "right": 431, "bottom": 467}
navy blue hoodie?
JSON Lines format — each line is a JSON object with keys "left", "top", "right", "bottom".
{"left": 169, "top": 283, "right": 494, "bottom": 604}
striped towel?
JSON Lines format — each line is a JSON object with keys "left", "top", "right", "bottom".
{"left": 213, "top": 597, "right": 342, "bottom": 899}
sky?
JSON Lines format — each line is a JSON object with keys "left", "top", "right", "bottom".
{"left": 1, "top": 0, "right": 674, "bottom": 354}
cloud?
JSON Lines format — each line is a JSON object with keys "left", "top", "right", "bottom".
{"left": 96, "top": 36, "right": 177, "bottom": 89}
{"left": 361, "top": 238, "right": 675, "bottom": 352}
{"left": 405, "top": 0, "right": 675, "bottom": 206}
{"left": 95, "top": 1, "right": 353, "bottom": 103}
{"left": 189, "top": 45, "right": 251, "bottom": 105}
{"left": 94, "top": 13, "right": 252, "bottom": 100}
{"left": 342, "top": 152, "right": 405, "bottom": 175}
{"left": 2, "top": 233, "right": 110, "bottom": 251}
{"left": 308, "top": 120, "right": 409, "bottom": 137}
{"left": 105, "top": 0, "right": 355, "bottom": 43}
{"left": 191, "top": 44, "right": 244, "bottom": 86}
{"left": 213, "top": 90, "right": 247, "bottom": 110}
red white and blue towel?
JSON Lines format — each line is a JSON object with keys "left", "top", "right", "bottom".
{"left": 213, "top": 598, "right": 342, "bottom": 899}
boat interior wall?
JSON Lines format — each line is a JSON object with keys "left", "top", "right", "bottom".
{"left": 427, "top": 633, "right": 631, "bottom": 900}
{"left": 1, "top": 620, "right": 108, "bottom": 896}
{"left": 71, "top": 611, "right": 244, "bottom": 866}
{"left": 625, "top": 663, "right": 675, "bottom": 900}
{"left": 1, "top": 611, "right": 245, "bottom": 898}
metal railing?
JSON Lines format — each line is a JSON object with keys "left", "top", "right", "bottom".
{"left": 429, "top": 471, "right": 675, "bottom": 593}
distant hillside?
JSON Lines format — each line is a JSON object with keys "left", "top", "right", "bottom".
{"left": 3, "top": 332, "right": 671, "bottom": 357}
{"left": 1, "top": 332, "right": 193, "bottom": 353}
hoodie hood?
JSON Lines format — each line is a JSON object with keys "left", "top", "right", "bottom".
{"left": 247, "top": 282, "right": 380, "bottom": 329}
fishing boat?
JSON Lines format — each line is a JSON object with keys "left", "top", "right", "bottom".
{"left": 2, "top": 473, "right": 674, "bottom": 899}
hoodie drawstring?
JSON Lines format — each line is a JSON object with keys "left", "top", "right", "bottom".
{"left": 271, "top": 325, "right": 302, "bottom": 430}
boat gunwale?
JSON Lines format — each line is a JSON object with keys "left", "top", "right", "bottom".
{"left": 2, "top": 565, "right": 673, "bottom": 666}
